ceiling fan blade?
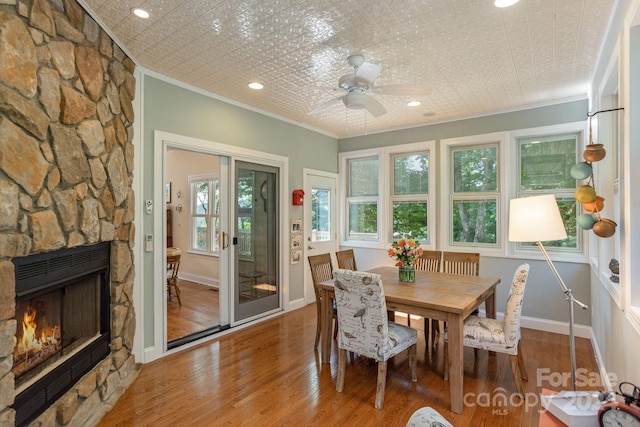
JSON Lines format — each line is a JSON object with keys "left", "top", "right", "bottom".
{"left": 307, "top": 95, "right": 345, "bottom": 115}
{"left": 372, "top": 84, "right": 432, "bottom": 96}
{"left": 354, "top": 61, "right": 381, "bottom": 86}
{"left": 295, "top": 85, "right": 343, "bottom": 92}
{"left": 364, "top": 96, "right": 387, "bottom": 117}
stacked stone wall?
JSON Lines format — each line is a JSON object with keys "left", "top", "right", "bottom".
{"left": 0, "top": 0, "right": 139, "bottom": 425}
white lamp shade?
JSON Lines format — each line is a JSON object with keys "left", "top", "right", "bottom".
{"left": 509, "top": 194, "right": 568, "bottom": 242}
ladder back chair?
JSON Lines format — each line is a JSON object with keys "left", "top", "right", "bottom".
{"left": 444, "top": 264, "right": 530, "bottom": 396}
{"left": 432, "top": 251, "right": 480, "bottom": 345}
{"left": 308, "top": 253, "right": 338, "bottom": 350}
{"left": 333, "top": 268, "right": 418, "bottom": 409}
{"left": 336, "top": 249, "right": 358, "bottom": 271}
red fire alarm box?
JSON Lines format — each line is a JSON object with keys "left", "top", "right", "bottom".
{"left": 292, "top": 189, "right": 305, "bottom": 206}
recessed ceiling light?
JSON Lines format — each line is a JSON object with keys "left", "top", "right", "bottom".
{"left": 132, "top": 8, "right": 150, "bottom": 18}
{"left": 407, "top": 101, "right": 421, "bottom": 107}
{"left": 248, "top": 82, "right": 264, "bottom": 90}
{"left": 494, "top": 0, "right": 520, "bottom": 7}
{"left": 422, "top": 112, "right": 436, "bottom": 117}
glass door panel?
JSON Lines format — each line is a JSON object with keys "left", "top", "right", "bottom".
{"left": 234, "top": 161, "right": 279, "bottom": 322}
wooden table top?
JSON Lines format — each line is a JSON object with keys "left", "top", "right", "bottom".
{"left": 320, "top": 266, "right": 501, "bottom": 315}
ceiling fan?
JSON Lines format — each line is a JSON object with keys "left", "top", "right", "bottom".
{"left": 306, "top": 55, "right": 430, "bottom": 117}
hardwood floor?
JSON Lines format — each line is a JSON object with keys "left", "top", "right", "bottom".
{"left": 100, "top": 305, "right": 600, "bottom": 427}
{"left": 167, "top": 279, "right": 220, "bottom": 342}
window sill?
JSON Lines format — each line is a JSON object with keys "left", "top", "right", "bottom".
{"left": 187, "top": 250, "right": 219, "bottom": 258}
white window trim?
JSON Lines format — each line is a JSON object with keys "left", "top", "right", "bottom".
{"left": 439, "top": 132, "right": 508, "bottom": 257}
{"left": 594, "top": 35, "right": 623, "bottom": 309}
{"left": 339, "top": 141, "right": 437, "bottom": 249}
{"left": 621, "top": 5, "right": 640, "bottom": 332}
{"left": 508, "top": 122, "right": 588, "bottom": 264}
{"left": 388, "top": 149, "right": 432, "bottom": 245}
{"left": 188, "top": 173, "right": 219, "bottom": 257}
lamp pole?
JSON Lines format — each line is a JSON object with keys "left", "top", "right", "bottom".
{"left": 536, "top": 242, "right": 589, "bottom": 391}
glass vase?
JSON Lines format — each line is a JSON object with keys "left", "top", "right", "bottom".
{"left": 399, "top": 265, "right": 415, "bottom": 282}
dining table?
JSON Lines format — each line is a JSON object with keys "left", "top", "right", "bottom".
{"left": 318, "top": 266, "right": 501, "bottom": 414}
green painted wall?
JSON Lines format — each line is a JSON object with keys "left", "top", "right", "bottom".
{"left": 142, "top": 75, "right": 338, "bottom": 347}
{"left": 338, "top": 99, "right": 588, "bottom": 151}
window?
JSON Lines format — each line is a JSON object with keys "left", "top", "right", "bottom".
{"left": 449, "top": 144, "right": 499, "bottom": 246}
{"left": 516, "top": 135, "right": 580, "bottom": 252}
{"left": 391, "top": 152, "right": 430, "bottom": 242}
{"left": 311, "top": 187, "right": 331, "bottom": 242}
{"left": 189, "top": 174, "right": 219, "bottom": 255}
{"left": 340, "top": 141, "right": 436, "bottom": 248}
{"left": 345, "top": 156, "right": 379, "bottom": 242}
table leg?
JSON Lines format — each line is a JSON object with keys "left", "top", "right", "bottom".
{"left": 448, "top": 314, "right": 463, "bottom": 414}
{"left": 485, "top": 290, "right": 496, "bottom": 319}
{"left": 321, "top": 288, "right": 332, "bottom": 364}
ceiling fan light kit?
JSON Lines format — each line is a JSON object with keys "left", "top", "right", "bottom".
{"left": 306, "top": 55, "right": 430, "bottom": 118}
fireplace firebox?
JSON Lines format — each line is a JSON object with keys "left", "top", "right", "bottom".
{"left": 11, "top": 242, "right": 111, "bottom": 426}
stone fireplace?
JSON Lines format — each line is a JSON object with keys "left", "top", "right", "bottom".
{"left": 12, "top": 243, "right": 111, "bottom": 426}
{"left": 0, "top": 0, "right": 138, "bottom": 425}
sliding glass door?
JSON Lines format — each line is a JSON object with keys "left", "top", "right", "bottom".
{"left": 233, "top": 161, "right": 280, "bottom": 322}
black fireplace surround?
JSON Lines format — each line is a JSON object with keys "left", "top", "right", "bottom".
{"left": 11, "top": 242, "right": 111, "bottom": 427}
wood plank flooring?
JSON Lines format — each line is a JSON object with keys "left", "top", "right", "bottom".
{"left": 99, "top": 304, "right": 600, "bottom": 427}
{"left": 167, "top": 280, "right": 220, "bottom": 342}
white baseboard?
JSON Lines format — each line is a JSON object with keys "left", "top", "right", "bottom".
{"left": 178, "top": 272, "right": 219, "bottom": 288}
{"left": 589, "top": 328, "right": 612, "bottom": 391}
{"left": 518, "top": 315, "right": 592, "bottom": 339}
{"left": 475, "top": 309, "right": 592, "bottom": 339}
{"left": 286, "top": 297, "right": 306, "bottom": 311}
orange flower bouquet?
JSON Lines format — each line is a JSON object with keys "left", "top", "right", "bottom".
{"left": 388, "top": 239, "right": 423, "bottom": 268}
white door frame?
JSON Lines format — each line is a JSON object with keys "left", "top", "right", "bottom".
{"left": 147, "top": 130, "right": 289, "bottom": 363}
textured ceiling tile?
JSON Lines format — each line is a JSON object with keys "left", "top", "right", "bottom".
{"left": 81, "top": 0, "right": 616, "bottom": 137}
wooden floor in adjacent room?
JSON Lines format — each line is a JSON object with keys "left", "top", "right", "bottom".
{"left": 167, "top": 279, "right": 220, "bottom": 342}
{"left": 99, "top": 304, "right": 600, "bottom": 427}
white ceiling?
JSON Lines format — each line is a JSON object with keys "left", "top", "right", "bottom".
{"left": 80, "top": 0, "right": 615, "bottom": 138}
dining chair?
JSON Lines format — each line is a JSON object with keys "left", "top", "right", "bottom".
{"left": 166, "top": 254, "right": 182, "bottom": 306}
{"left": 414, "top": 250, "right": 442, "bottom": 342}
{"left": 406, "top": 407, "right": 453, "bottom": 427}
{"left": 432, "top": 251, "right": 480, "bottom": 345}
{"left": 444, "top": 263, "right": 530, "bottom": 396}
{"left": 442, "top": 251, "right": 480, "bottom": 276}
{"left": 335, "top": 249, "right": 358, "bottom": 271}
{"left": 333, "top": 268, "right": 418, "bottom": 409}
{"left": 308, "top": 253, "right": 338, "bottom": 350}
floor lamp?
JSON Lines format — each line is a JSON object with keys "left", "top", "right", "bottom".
{"left": 508, "top": 194, "right": 588, "bottom": 391}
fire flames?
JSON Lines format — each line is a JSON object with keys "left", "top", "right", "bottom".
{"left": 13, "top": 306, "right": 61, "bottom": 378}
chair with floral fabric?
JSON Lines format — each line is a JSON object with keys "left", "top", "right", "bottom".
{"left": 406, "top": 407, "right": 453, "bottom": 427}
{"left": 333, "top": 268, "right": 418, "bottom": 409}
{"left": 444, "top": 263, "right": 530, "bottom": 396}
